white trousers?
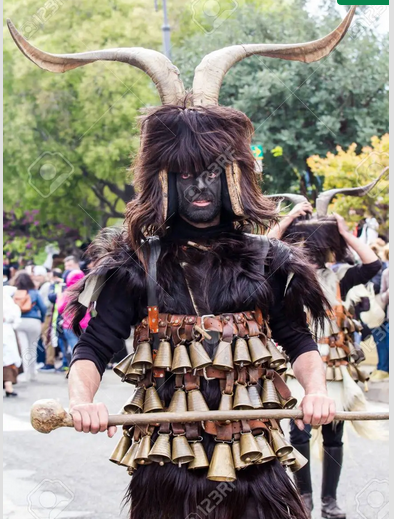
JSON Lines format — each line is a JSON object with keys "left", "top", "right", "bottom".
{"left": 16, "top": 318, "right": 42, "bottom": 382}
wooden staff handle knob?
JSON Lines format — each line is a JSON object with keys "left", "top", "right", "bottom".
{"left": 31, "top": 399, "right": 74, "bottom": 433}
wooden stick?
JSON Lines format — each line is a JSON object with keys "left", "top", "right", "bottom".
{"left": 31, "top": 399, "right": 389, "bottom": 434}
{"left": 110, "top": 409, "right": 388, "bottom": 426}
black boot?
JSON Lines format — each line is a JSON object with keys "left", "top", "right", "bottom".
{"left": 292, "top": 443, "right": 313, "bottom": 519}
{"left": 321, "top": 446, "right": 346, "bottom": 518}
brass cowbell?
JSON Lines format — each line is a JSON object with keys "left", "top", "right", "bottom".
{"left": 326, "top": 365, "right": 335, "bottom": 381}
{"left": 153, "top": 340, "right": 172, "bottom": 371}
{"left": 329, "top": 347, "right": 340, "bottom": 362}
{"left": 172, "top": 435, "right": 195, "bottom": 466}
{"left": 131, "top": 341, "right": 153, "bottom": 373}
{"left": 109, "top": 431, "right": 131, "bottom": 464}
{"left": 336, "top": 347, "right": 347, "bottom": 360}
{"left": 207, "top": 443, "right": 236, "bottom": 482}
{"left": 267, "top": 340, "right": 286, "bottom": 369}
{"left": 168, "top": 389, "right": 187, "bottom": 413}
{"left": 240, "top": 432, "right": 262, "bottom": 463}
{"left": 134, "top": 435, "right": 153, "bottom": 465}
{"left": 120, "top": 441, "right": 139, "bottom": 469}
{"left": 187, "top": 389, "right": 209, "bottom": 412}
{"left": 212, "top": 340, "right": 234, "bottom": 371}
{"left": 279, "top": 450, "right": 296, "bottom": 466}
{"left": 247, "top": 336, "right": 271, "bottom": 365}
{"left": 270, "top": 429, "right": 293, "bottom": 458}
{"left": 113, "top": 353, "right": 134, "bottom": 379}
{"left": 290, "top": 447, "right": 309, "bottom": 473}
{"left": 171, "top": 344, "right": 192, "bottom": 374}
{"left": 143, "top": 386, "right": 164, "bottom": 413}
{"left": 255, "top": 434, "right": 276, "bottom": 464}
{"left": 124, "top": 387, "right": 145, "bottom": 413}
{"left": 189, "top": 340, "right": 212, "bottom": 370}
{"left": 247, "top": 385, "right": 263, "bottom": 409}
{"left": 334, "top": 365, "right": 343, "bottom": 382}
{"left": 279, "top": 394, "right": 297, "bottom": 410}
{"left": 262, "top": 378, "right": 281, "bottom": 409}
{"left": 124, "top": 364, "right": 143, "bottom": 384}
{"left": 219, "top": 392, "right": 233, "bottom": 411}
{"left": 233, "top": 337, "right": 251, "bottom": 367}
{"left": 233, "top": 384, "right": 254, "bottom": 409}
{"left": 188, "top": 442, "right": 209, "bottom": 470}
{"left": 148, "top": 434, "right": 172, "bottom": 465}
{"left": 232, "top": 440, "right": 249, "bottom": 470}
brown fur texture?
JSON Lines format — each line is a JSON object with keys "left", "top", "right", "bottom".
{"left": 282, "top": 217, "right": 352, "bottom": 267}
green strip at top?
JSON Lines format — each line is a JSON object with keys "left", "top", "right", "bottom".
{"left": 338, "top": 1, "right": 388, "bottom": 4}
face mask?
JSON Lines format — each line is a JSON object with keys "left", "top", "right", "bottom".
{"left": 176, "top": 170, "right": 222, "bottom": 224}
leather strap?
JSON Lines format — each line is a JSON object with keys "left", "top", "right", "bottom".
{"left": 271, "top": 371, "right": 292, "bottom": 400}
{"left": 222, "top": 314, "right": 235, "bottom": 343}
{"left": 243, "top": 313, "right": 260, "bottom": 337}
{"left": 185, "top": 422, "right": 201, "bottom": 441}
{"left": 184, "top": 373, "right": 200, "bottom": 391}
{"left": 144, "top": 237, "right": 161, "bottom": 347}
{"left": 170, "top": 315, "right": 185, "bottom": 344}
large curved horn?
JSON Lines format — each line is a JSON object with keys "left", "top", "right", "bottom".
{"left": 316, "top": 167, "right": 389, "bottom": 217}
{"left": 7, "top": 19, "right": 185, "bottom": 106}
{"left": 266, "top": 193, "right": 308, "bottom": 206}
{"left": 192, "top": 6, "right": 356, "bottom": 106}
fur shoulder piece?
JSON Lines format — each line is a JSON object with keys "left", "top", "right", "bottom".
{"left": 267, "top": 238, "right": 330, "bottom": 327}
{"left": 68, "top": 226, "right": 146, "bottom": 334}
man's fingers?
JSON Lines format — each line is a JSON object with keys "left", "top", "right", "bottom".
{"left": 328, "top": 402, "right": 336, "bottom": 424}
{"left": 79, "top": 409, "right": 92, "bottom": 433}
{"left": 302, "top": 400, "right": 314, "bottom": 425}
{"left": 295, "top": 419, "right": 305, "bottom": 431}
{"left": 108, "top": 426, "right": 118, "bottom": 438}
{"left": 311, "top": 411, "right": 322, "bottom": 426}
{"left": 97, "top": 403, "right": 109, "bottom": 433}
{"left": 71, "top": 410, "right": 83, "bottom": 432}
{"left": 89, "top": 411, "right": 100, "bottom": 434}
{"left": 320, "top": 403, "right": 331, "bottom": 425}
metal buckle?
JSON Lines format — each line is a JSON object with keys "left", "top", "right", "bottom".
{"left": 201, "top": 314, "right": 215, "bottom": 332}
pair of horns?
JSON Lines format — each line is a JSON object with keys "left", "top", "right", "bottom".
{"left": 269, "top": 167, "right": 389, "bottom": 217}
{"left": 7, "top": 6, "right": 356, "bottom": 106}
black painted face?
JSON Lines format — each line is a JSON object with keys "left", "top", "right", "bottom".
{"left": 176, "top": 170, "right": 222, "bottom": 224}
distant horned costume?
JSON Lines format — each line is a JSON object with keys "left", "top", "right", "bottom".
{"left": 272, "top": 177, "right": 384, "bottom": 519}
{"left": 8, "top": 7, "right": 357, "bottom": 519}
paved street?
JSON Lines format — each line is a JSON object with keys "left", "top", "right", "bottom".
{"left": 4, "top": 371, "right": 389, "bottom": 519}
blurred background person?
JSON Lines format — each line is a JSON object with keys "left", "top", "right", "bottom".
{"left": 56, "top": 269, "right": 90, "bottom": 370}
{"left": 3, "top": 285, "right": 22, "bottom": 397}
{"left": 39, "top": 268, "right": 64, "bottom": 372}
{"left": 370, "top": 244, "right": 389, "bottom": 381}
{"left": 63, "top": 255, "right": 80, "bottom": 275}
{"left": 12, "top": 271, "right": 47, "bottom": 382}
{"left": 359, "top": 213, "right": 380, "bottom": 245}
{"left": 32, "top": 265, "right": 51, "bottom": 365}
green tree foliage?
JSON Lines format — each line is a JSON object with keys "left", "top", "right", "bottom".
{"left": 3, "top": 0, "right": 389, "bottom": 256}
{"left": 3, "top": 0, "right": 195, "bottom": 256}
{"left": 307, "top": 134, "right": 389, "bottom": 236}
{"left": 175, "top": 1, "right": 389, "bottom": 195}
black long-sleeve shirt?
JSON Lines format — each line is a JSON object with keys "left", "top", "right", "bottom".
{"left": 339, "top": 260, "right": 382, "bottom": 298}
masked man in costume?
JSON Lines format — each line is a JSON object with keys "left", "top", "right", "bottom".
{"left": 268, "top": 183, "right": 383, "bottom": 519}
{"left": 8, "top": 7, "right": 358, "bottom": 519}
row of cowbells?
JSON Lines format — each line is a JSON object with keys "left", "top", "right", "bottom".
{"left": 109, "top": 429, "right": 308, "bottom": 480}
{"left": 113, "top": 337, "right": 287, "bottom": 378}
{"left": 326, "top": 365, "right": 344, "bottom": 382}
{"left": 120, "top": 377, "right": 297, "bottom": 416}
